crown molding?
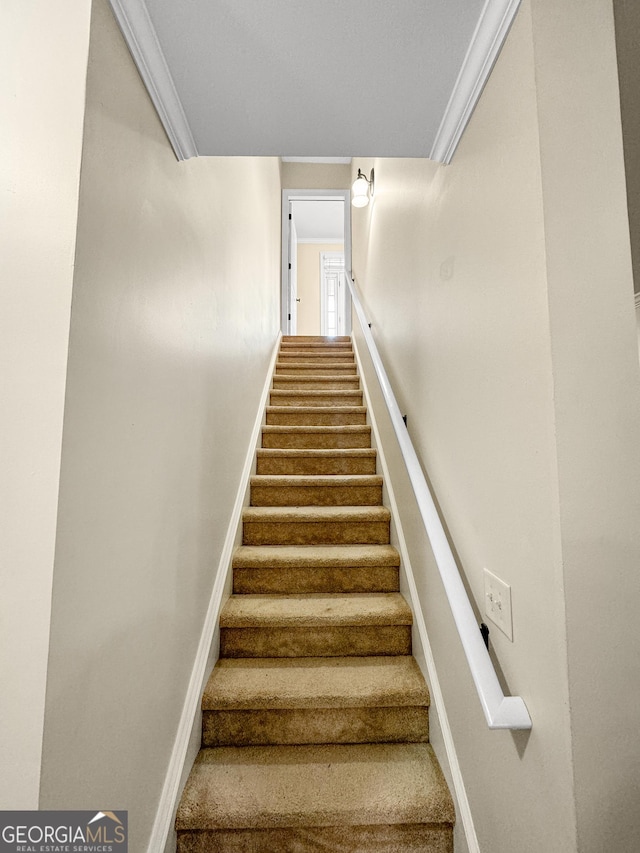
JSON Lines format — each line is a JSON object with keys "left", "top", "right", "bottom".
{"left": 430, "top": 0, "right": 522, "bottom": 165}
{"left": 635, "top": 291, "right": 640, "bottom": 310}
{"left": 109, "top": 0, "right": 197, "bottom": 161}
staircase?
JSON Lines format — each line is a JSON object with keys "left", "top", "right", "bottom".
{"left": 175, "top": 336, "right": 455, "bottom": 852}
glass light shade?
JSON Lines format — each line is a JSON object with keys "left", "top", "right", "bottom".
{"left": 351, "top": 175, "right": 369, "bottom": 207}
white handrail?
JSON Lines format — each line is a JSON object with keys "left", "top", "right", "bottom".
{"left": 348, "top": 275, "right": 532, "bottom": 730}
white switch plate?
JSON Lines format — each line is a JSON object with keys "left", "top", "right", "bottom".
{"left": 484, "top": 569, "right": 513, "bottom": 641}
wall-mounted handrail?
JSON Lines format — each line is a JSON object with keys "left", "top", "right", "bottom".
{"left": 347, "top": 275, "right": 532, "bottom": 730}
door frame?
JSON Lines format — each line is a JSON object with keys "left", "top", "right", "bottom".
{"left": 288, "top": 215, "right": 298, "bottom": 335}
{"left": 281, "top": 189, "right": 351, "bottom": 335}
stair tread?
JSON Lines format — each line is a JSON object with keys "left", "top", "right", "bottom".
{"left": 262, "top": 424, "right": 370, "bottom": 433}
{"left": 267, "top": 405, "right": 365, "bottom": 413}
{"left": 250, "top": 474, "right": 382, "bottom": 487}
{"left": 277, "top": 362, "right": 356, "bottom": 369}
{"left": 220, "top": 592, "right": 412, "bottom": 628}
{"left": 257, "top": 448, "right": 375, "bottom": 457}
{"left": 175, "top": 742, "right": 454, "bottom": 830}
{"left": 203, "top": 656, "right": 429, "bottom": 710}
{"left": 233, "top": 544, "right": 400, "bottom": 568}
{"left": 271, "top": 389, "right": 361, "bottom": 397}
{"left": 280, "top": 341, "right": 352, "bottom": 348}
{"left": 274, "top": 373, "right": 359, "bottom": 380}
{"left": 243, "top": 505, "right": 389, "bottom": 522}
{"left": 275, "top": 361, "right": 357, "bottom": 368}
{"left": 279, "top": 350, "right": 354, "bottom": 354}
{"left": 282, "top": 336, "right": 351, "bottom": 342}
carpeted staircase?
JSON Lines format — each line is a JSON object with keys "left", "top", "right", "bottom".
{"left": 175, "top": 335, "right": 455, "bottom": 852}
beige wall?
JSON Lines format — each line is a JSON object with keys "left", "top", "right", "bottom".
{"left": 613, "top": 0, "right": 640, "bottom": 293}
{"left": 0, "top": 0, "right": 91, "bottom": 808}
{"left": 297, "top": 243, "right": 344, "bottom": 335}
{"left": 351, "top": 1, "right": 640, "bottom": 851}
{"left": 38, "top": 2, "right": 280, "bottom": 850}
{"left": 281, "top": 161, "right": 351, "bottom": 189}
{"left": 530, "top": 2, "right": 640, "bottom": 848}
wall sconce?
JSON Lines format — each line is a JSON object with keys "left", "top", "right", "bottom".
{"left": 351, "top": 168, "right": 374, "bottom": 208}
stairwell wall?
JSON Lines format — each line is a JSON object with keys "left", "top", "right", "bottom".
{"left": 350, "top": 0, "right": 640, "bottom": 851}
{"left": 38, "top": 1, "right": 280, "bottom": 850}
{"left": 1, "top": 0, "right": 92, "bottom": 809}
{"left": 280, "top": 161, "right": 351, "bottom": 190}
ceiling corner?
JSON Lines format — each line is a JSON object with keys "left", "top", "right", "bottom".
{"left": 108, "top": 0, "right": 198, "bottom": 160}
{"left": 430, "top": 0, "right": 522, "bottom": 164}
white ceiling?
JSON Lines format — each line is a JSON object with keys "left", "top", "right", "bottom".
{"left": 111, "top": 0, "right": 521, "bottom": 162}
{"left": 292, "top": 200, "right": 344, "bottom": 243}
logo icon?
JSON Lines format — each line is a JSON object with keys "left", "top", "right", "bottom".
{"left": 88, "top": 811, "right": 124, "bottom": 826}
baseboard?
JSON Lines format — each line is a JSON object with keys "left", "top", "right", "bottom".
{"left": 352, "top": 334, "right": 480, "bottom": 853}
{"left": 146, "top": 334, "right": 281, "bottom": 853}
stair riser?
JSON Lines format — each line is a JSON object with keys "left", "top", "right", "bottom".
{"left": 242, "top": 520, "right": 390, "bottom": 546}
{"left": 203, "top": 706, "right": 429, "bottom": 747}
{"left": 275, "top": 364, "right": 357, "bottom": 376}
{"left": 270, "top": 393, "right": 363, "bottom": 407}
{"left": 220, "top": 625, "right": 412, "bottom": 658}
{"left": 261, "top": 431, "right": 371, "bottom": 450}
{"left": 272, "top": 378, "right": 360, "bottom": 391}
{"left": 266, "top": 410, "right": 367, "bottom": 426}
{"left": 256, "top": 455, "right": 377, "bottom": 476}
{"left": 251, "top": 484, "right": 382, "bottom": 506}
{"left": 177, "top": 825, "right": 452, "bottom": 853}
{"left": 233, "top": 566, "right": 399, "bottom": 595}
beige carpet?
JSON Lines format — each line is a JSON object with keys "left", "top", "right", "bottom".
{"left": 176, "top": 336, "right": 454, "bottom": 852}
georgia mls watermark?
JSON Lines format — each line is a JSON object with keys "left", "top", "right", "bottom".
{"left": 0, "top": 811, "right": 127, "bottom": 853}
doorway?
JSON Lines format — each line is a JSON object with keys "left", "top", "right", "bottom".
{"left": 320, "top": 252, "right": 346, "bottom": 337}
{"left": 281, "top": 189, "right": 351, "bottom": 336}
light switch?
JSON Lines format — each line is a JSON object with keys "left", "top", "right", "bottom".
{"left": 484, "top": 569, "right": 513, "bottom": 641}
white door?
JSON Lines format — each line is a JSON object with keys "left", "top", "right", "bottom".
{"left": 288, "top": 214, "right": 298, "bottom": 335}
{"left": 320, "top": 252, "right": 346, "bottom": 336}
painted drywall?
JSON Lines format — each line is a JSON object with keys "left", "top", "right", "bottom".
{"left": 0, "top": 0, "right": 91, "bottom": 808}
{"left": 281, "top": 161, "right": 351, "bottom": 190}
{"left": 297, "top": 243, "right": 344, "bottom": 335}
{"left": 530, "top": 1, "right": 640, "bottom": 849}
{"left": 350, "top": 1, "right": 640, "bottom": 851}
{"left": 613, "top": 0, "right": 640, "bottom": 293}
{"left": 38, "top": 2, "right": 280, "bottom": 850}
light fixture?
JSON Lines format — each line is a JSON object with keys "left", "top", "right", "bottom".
{"left": 351, "top": 168, "right": 374, "bottom": 208}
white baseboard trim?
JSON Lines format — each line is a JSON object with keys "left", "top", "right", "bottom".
{"left": 146, "top": 334, "right": 281, "bottom": 853}
{"left": 108, "top": 0, "right": 198, "bottom": 161}
{"left": 352, "top": 335, "right": 480, "bottom": 853}
{"left": 430, "top": 0, "right": 522, "bottom": 164}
